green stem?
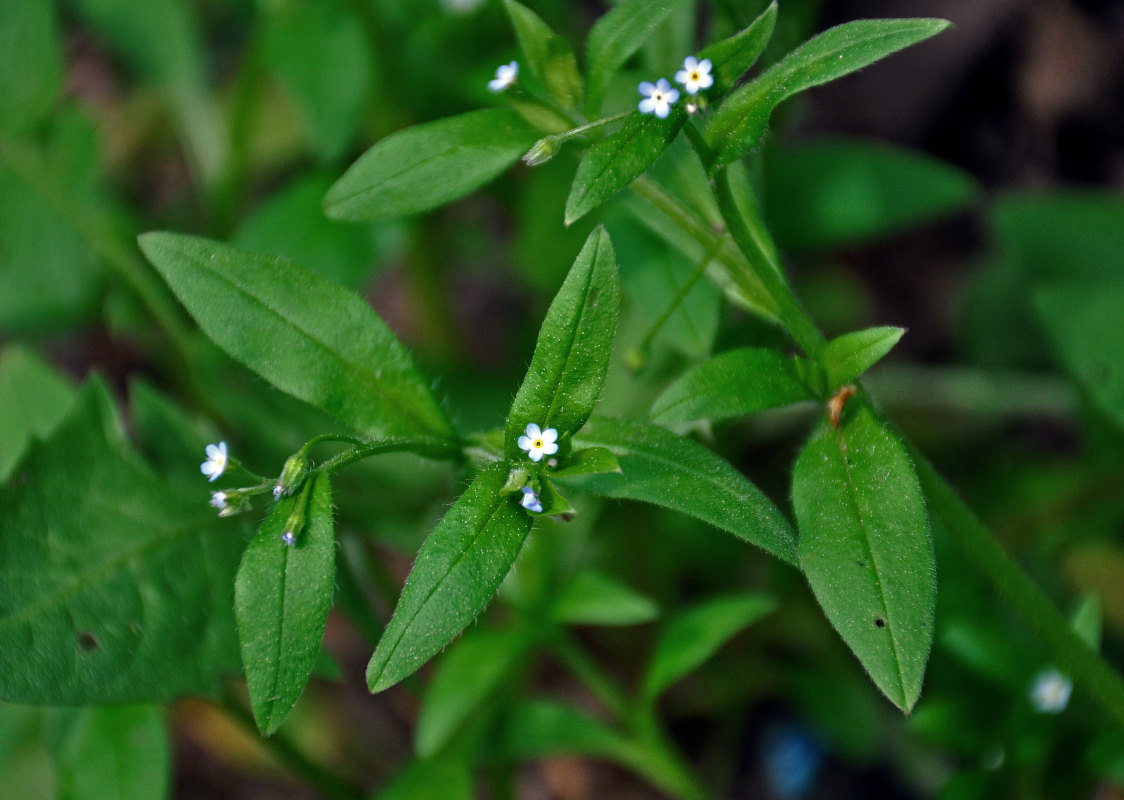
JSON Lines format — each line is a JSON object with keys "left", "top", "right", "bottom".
{"left": 312, "top": 435, "right": 463, "bottom": 475}
{"left": 219, "top": 691, "right": 362, "bottom": 800}
{"left": 551, "top": 630, "right": 629, "bottom": 718}
{"left": 912, "top": 448, "right": 1124, "bottom": 730}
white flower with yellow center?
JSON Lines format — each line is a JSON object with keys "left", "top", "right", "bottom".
{"left": 517, "top": 423, "right": 559, "bottom": 463}
{"left": 1030, "top": 668, "right": 1072, "bottom": 713}
{"left": 675, "top": 56, "right": 714, "bottom": 95}
{"left": 489, "top": 61, "right": 519, "bottom": 92}
{"left": 201, "top": 442, "right": 228, "bottom": 482}
{"left": 638, "top": 79, "right": 679, "bottom": 119}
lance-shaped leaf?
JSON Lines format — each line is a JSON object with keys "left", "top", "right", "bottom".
{"left": 583, "top": 0, "right": 690, "bottom": 116}
{"left": 54, "top": 705, "right": 169, "bottom": 800}
{"left": 643, "top": 594, "right": 776, "bottom": 700}
{"left": 0, "top": 380, "right": 242, "bottom": 704}
{"left": 793, "top": 405, "right": 935, "bottom": 712}
{"left": 505, "top": 227, "right": 619, "bottom": 459}
{"left": 651, "top": 347, "right": 816, "bottom": 424}
{"left": 566, "top": 416, "right": 798, "bottom": 565}
{"left": 818, "top": 326, "right": 905, "bottom": 389}
{"left": 503, "top": 0, "right": 583, "bottom": 109}
{"left": 706, "top": 18, "right": 950, "bottom": 169}
{"left": 367, "top": 464, "right": 532, "bottom": 692}
{"left": 323, "top": 109, "right": 538, "bottom": 220}
{"left": 139, "top": 232, "right": 454, "bottom": 443}
{"left": 0, "top": 345, "right": 75, "bottom": 481}
{"left": 696, "top": 1, "right": 777, "bottom": 94}
{"left": 235, "top": 474, "right": 335, "bottom": 735}
{"left": 552, "top": 571, "right": 659, "bottom": 626}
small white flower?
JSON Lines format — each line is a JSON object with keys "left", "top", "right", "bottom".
{"left": 517, "top": 423, "right": 559, "bottom": 463}
{"left": 520, "top": 486, "right": 543, "bottom": 513}
{"left": 1030, "top": 668, "right": 1072, "bottom": 713}
{"left": 489, "top": 61, "right": 519, "bottom": 92}
{"left": 685, "top": 101, "right": 699, "bottom": 115}
{"left": 281, "top": 530, "right": 296, "bottom": 547}
{"left": 201, "top": 442, "right": 228, "bottom": 482}
{"left": 273, "top": 483, "right": 283, "bottom": 501}
{"left": 675, "top": 56, "right": 714, "bottom": 95}
{"left": 210, "top": 491, "right": 227, "bottom": 510}
{"left": 638, "top": 78, "right": 679, "bottom": 119}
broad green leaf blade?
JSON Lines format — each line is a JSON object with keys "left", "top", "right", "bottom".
{"left": 552, "top": 571, "right": 659, "bottom": 626}
{"left": 696, "top": 1, "right": 777, "bottom": 94}
{"left": 139, "top": 232, "right": 454, "bottom": 442}
{"left": 375, "top": 759, "right": 473, "bottom": 800}
{"left": 415, "top": 626, "right": 531, "bottom": 757}
{"left": 54, "top": 706, "right": 168, "bottom": 800}
{"left": 503, "top": 0, "right": 583, "bottom": 109}
{"left": 367, "top": 464, "right": 532, "bottom": 692}
{"left": 644, "top": 594, "right": 776, "bottom": 700}
{"left": 793, "top": 405, "right": 935, "bottom": 711}
{"left": 583, "top": 0, "right": 691, "bottom": 116}
{"left": 567, "top": 417, "right": 798, "bottom": 565}
{"left": 706, "top": 18, "right": 950, "bottom": 169}
{"left": 0, "top": 345, "right": 75, "bottom": 481}
{"left": 323, "top": 110, "right": 538, "bottom": 220}
{"left": 819, "top": 326, "right": 905, "bottom": 389}
{"left": 548, "top": 446, "right": 620, "bottom": 478}
{"left": 565, "top": 112, "right": 685, "bottom": 225}
{"left": 0, "top": 0, "right": 62, "bottom": 134}
{"left": 0, "top": 380, "right": 242, "bottom": 704}
{"left": 235, "top": 475, "right": 335, "bottom": 735}
{"left": 763, "top": 137, "right": 978, "bottom": 251}
{"left": 262, "top": 1, "right": 371, "bottom": 161}
{"left": 1035, "top": 284, "right": 1124, "bottom": 431}
{"left": 651, "top": 347, "right": 816, "bottom": 424}
{"left": 505, "top": 227, "right": 620, "bottom": 459}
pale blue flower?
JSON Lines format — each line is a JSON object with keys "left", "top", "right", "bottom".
{"left": 489, "top": 61, "right": 519, "bottom": 92}
{"left": 520, "top": 486, "right": 543, "bottom": 513}
{"left": 518, "top": 423, "right": 559, "bottom": 462}
{"left": 638, "top": 78, "right": 679, "bottom": 118}
{"left": 201, "top": 442, "right": 228, "bottom": 482}
{"left": 675, "top": 56, "right": 714, "bottom": 95}
{"left": 1030, "top": 668, "right": 1072, "bottom": 713}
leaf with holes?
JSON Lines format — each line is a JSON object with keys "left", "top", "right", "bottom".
{"left": 139, "top": 232, "right": 455, "bottom": 444}
{"left": 367, "top": 463, "right": 532, "bottom": 692}
{"left": 504, "top": 227, "right": 619, "bottom": 459}
{"left": 235, "top": 474, "right": 335, "bottom": 735}
{"left": 793, "top": 404, "right": 935, "bottom": 712}
{"left": 0, "top": 379, "right": 242, "bottom": 704}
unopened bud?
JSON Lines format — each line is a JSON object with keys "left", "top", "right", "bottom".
{"left": 276, "top": 453, "right": 309, "bottom": 498}
{"left": 523, "top": 137, "right": 560, "bottom": 167}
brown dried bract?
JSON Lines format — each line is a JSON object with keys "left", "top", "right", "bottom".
{"left": 828, "top": 385, "right": 858, "bottom": 428}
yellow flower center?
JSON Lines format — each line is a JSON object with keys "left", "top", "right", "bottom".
{"left": 690, "top": 71, "right": 700, "bottom": 81}
{"left": 533, "top": 438, "right": 544, "bottom": 449}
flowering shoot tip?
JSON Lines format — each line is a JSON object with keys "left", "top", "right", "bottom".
{"left": 675, "top": 56, "right": 713, "bottom": 95}
{"left": 517, "top": 423, "right": 559, "bottom": 463}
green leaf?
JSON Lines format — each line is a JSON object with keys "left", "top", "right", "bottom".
{"left": 374, "top": 759, "right": 473, "bottom": 800}
{"left": 643, "top": 594, "right": 776, "bottom": 699}
{"left": 367, "top": 464, "right": 532, "bottom": 692}
{"left": 503, "top": 0, "right": 583, "bottom": 109}
{"left": 1072, "top": 593, "right": 1103, "bottom": 652}
{"left": 0, "top": 346, "right": 75, "bottom": 481}
{"left": 651, "top": 347, "right": 815, "bottom": 424}
{"left": 762, "top": 137, "right": 978, "bottom": 251}
{"left": 139, "top": 232, "right": 454, "bottom": 442}
{"left": 262, "top": 1, "right": 372, "bottom": 161}
{"left": 552, "top": 571, "right": 659, "bottom": 626}
{"left": 584, "top": 0, "right": 690, "bottom": 116}
{"left": 565, "top": 112, "right": 685, "bottom": 225}
{"left": 505, "top": 227, "right": 620, "bottom": 459}
{"left": 1036, "top": 284, "right": 1124, "bottom": 431}
{"left": 54, "top": 706, "right": 168, "bottom": 800}
{"left": 499, "top": 700, "right": 641, "bottom": 763}
{"left": 793, "top": 405, "right": 935, "bottom": 712}
{"left": 235, "top": 475, "right": 335, "bottom": 735}
{"left": 234, "top": 172, "right": 391, "bottom": 291}
{"left": 706, "top": 18, "right": 950, "bottom": 169}
{"left": 0, "top": 0, "right": 62, "bottom": 134}
{"left": 818, "top": 326, "right": 905, "bottom": 388}
{"left": 323, "top": 110, "right": 538, "bottom": 221}
{"left": 415, "top": 626, "right": 531, "bottom": 758}
{"left": 0, "top": 380, "right": 242, "bottom": 704}
{"left": 567, "top": 416, "right": 798, "bottom": 565}
{"left": 536, "top": 477, "right": 576, "bottom": 517}
{"left": 696, "top": 1, "right": 777, "bottom": 94}
{"left": 548, "top": 446, "right": 621, "bottom": 478}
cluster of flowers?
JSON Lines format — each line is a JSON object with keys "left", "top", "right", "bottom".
{"left": 488, "top": 55, "right": 714, "bottom": 119}
{"left": 515, "top": 422, "right": 558, "bottom": 513}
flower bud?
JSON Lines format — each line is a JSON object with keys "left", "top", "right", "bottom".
{"left": 276, "top": 453, "right": 309, "bottom": 498}
{"left": 523, "top": 137, "right": 560, "bottom": 167}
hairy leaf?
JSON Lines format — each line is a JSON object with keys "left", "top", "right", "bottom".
{"left": 235, "top": 474, "right": 335, "bottom": 735}
{"left": 505, "top": 227, "right": 619, "bottom": 458}
{"left": 367, "top": 464, "right": 532, "bottom": 692}
{"left": 503, "top": 0, "right": 583, "bottom": 109}
{"left": 324, "top": 110, "right": 537, "bottom": 220}
{"left": 793, "top": 405, "right": 935, "bottom": 711}
{"left": 567, "top": 417, "right": 798, "bottom": 565}
{"left": 696, "top": 1, "right": 777, "bottom": 93}
{"left": 651, "top": 347, "right": 815, "bottom": 423}
{"left": 818, "top": 326, "right": 905, "bottom": 388}
{"left": 139, "top": 232, "right": 454, "bottom": 443}
{"left": 706, "top": 18, "right": 950, "bottom": 169}
{"left": 0, "top": 380, "right": 242, "bottom": 704}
